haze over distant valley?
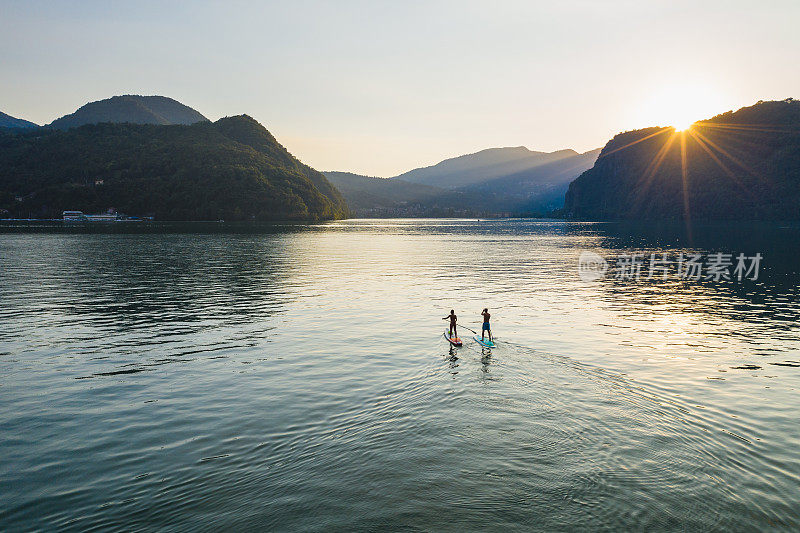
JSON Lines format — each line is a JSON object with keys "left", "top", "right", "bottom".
{"left": 326, "top": 146, "right": 600, "bottom": 217}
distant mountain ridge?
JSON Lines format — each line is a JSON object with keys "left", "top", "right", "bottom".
{"left": 327, "top": 145, "right": 600, "bottom": 216}
{"left": 324, "top": 171, "right": 487, "bottom": 217}
{"left": 0, "top": 111, "right": 39, "bottom": 129}
{"left": 49, "top": 95, "right": 208, "bottom": 130}
{"left": 457, "top": 148, "right": 601, "bottom": 212}
{"left": 393, "top": 146, "right": 582, "bottom": 188}
{"left": 563, "top": 99, "right": 800, "bottom": 220}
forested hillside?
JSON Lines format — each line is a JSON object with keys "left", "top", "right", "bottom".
{"left": 563, "top": 99, "right": 800, "bottom": 220}
{"left": 0, "top": 115, "right": 348, "bottom": 221}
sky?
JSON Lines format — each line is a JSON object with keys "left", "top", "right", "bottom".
{"left": 2, "top": 0, "right": 799, "bottom": 176}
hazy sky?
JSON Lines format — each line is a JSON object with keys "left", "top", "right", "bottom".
{"left": 2, "top": 0, "right": 799, "bottom": 176}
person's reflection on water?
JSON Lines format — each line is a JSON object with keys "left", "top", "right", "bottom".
{"left": 448, "top": 345, "right": 459, "bottom": 361}
{"left": 447, "top": 345, "right": 459, "bottom": 375}
{"left": 480, "top": 347, "right": 492, "bottom": 373}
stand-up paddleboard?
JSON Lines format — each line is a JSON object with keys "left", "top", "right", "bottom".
{"left": 444, "top": 330, "right": 463, "bottom": 347}
{"left": 473, "top": 336, "right": 495, "bottom": 348}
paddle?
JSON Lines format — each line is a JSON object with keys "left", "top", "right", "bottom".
{"left": 441, "top": 317, "right": 478, "bottom": 335}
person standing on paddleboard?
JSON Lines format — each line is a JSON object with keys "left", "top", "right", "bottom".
{"left": 481, "top": 308, "right": 492, "bottom": 342}
{"left": 443, "top": 310, "right": 458, "bottom": 339}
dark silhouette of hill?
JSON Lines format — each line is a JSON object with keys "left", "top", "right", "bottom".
{"left": 214, "top": 115, "right": 344, "bottom": 209}
{"left": 0, "top": 115, "right": 348, "bottom": 221}
{"left": 326, "top": 172, "right": 442, "bottom": 208}
{"left": 49, "top": 95, "right": 208, "bottom": 130}
{"left": 324, "top": 172, "right": 489, "bottom": 217}
{"left": 0, "top": 111, "right": 39, "bottom": 129}
{"left": 563, "top": 99, "right": 800, "bottom": 220}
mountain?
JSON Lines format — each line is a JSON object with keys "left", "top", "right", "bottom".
{"left": 49, "top": 95, "right": 208, "bottom": 130}
{"left": 327, "top": 146, "right": 599, "bottom": 217}
{"left": 325, "top": 172, "right": 442, "bottom": 210}
{"left": 0, "top": 111, "right": 39, "bottom": 129}
{"left": 563, "top": 99, "right": 800, "bottom": 221}
{"left": 324, "top": 172, "right": 488, "bottom": 217}
{"left": 393, "top": 146, "right": 584, "bottom": 188}
{"left": 457, "top": 148, "right": 601, "bottom": 213}
{"left": 0, "top": 115, "right": 348, "bottom": 221}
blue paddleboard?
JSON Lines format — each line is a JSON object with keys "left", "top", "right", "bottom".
{"left": 473, "top": 336, "right": 495, "bottom": 348}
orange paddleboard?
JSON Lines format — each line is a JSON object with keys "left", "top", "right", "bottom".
{"left": 444, "top": 331, "right": 463, "bottom": 346}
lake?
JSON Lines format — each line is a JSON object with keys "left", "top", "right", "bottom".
{"left": 1, "top": 219, "right": 799, "bottom": 531}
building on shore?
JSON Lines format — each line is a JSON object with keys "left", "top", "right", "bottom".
{"left": 63, "top": 210, "right": 119, "bottom": 222}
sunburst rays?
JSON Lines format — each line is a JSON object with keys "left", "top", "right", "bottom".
{"left": 678, "top": 130, "right": 692, "bottom": 239}
{"left": 594, "top": 117, "right": 798, "bottom": 227}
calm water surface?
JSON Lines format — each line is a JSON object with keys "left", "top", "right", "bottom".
{"left": 1, "top": 219, "right": 799, "bottom": 531}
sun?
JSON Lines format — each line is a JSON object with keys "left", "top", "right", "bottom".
{"left": 633, "top": 83, "right": 727, "bottom": 133}
{"left": 672, "top": 118, "right": 695, "bottom": 132}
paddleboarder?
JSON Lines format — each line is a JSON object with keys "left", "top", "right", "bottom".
{"left": 481, "top": 308, "right": 492, "bottom": 342}
{"left": 442, "top": 309, "right": 458, "bottom": 339}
